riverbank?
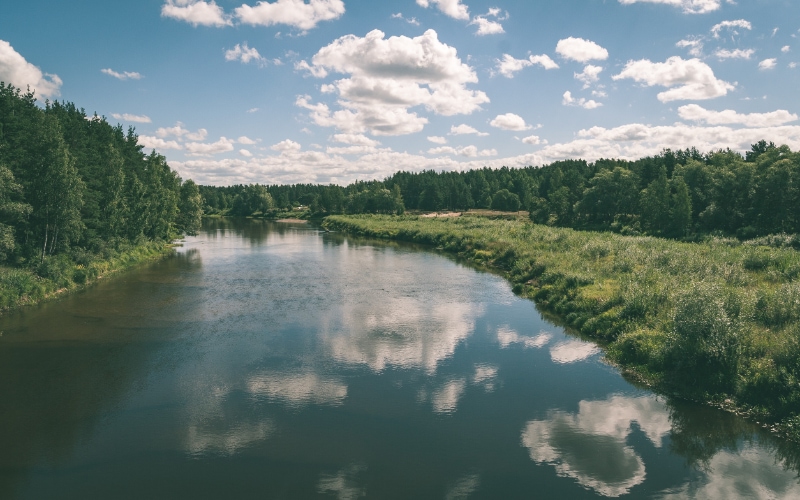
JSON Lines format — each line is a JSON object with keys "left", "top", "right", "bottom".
{"left": 0, "top": 241, "right": 175, "bottom": 313}
{"left": 324, "top": 214, "right": 800, "bottom": 440}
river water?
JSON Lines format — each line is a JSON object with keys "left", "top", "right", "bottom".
{"left": 1, "top": 219, "right": 799, "bottom": 499}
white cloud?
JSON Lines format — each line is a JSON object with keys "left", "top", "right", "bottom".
{"left": 0, "top": 40, "right": 62, "bottom": 98}
{"left": 470, "top": 17, "right": 504, "bottom": 36}
{"left": 676, "top": 38, "right": 704, "bottom": 57}
{"left": 495, "top": 54, "right": 558, "bottom": 78}
{"left": 111, "top": 113, "right": 151, "bottom": 123}
{"left": 613, "top": 56, "right": 734, "bottom": 102}
{"left": 101, "top": 68, "right": 143, "bottom": 80}
{"left": 225, "top": 43, "right": 265, "bottom": 65}
{"left": 711, "top": 19, "right": 752, "bottom": 39}
{"left": 234, "top": 0, "right": 345, "bottom": 31}
{"left": 428, "top": 145, "right": 496, "bottom": 157}
{"left": 521, "top": 135, "right": 545, "bottom": 145}
{"left": 618, "top": 0, "right": 722, "bottom": 15}
{"left": 416, "top": 0, "right": 470, "bottom": 21}
{"left": 555, "top": 37, "right": 609, "bottom": 63}
{"left": 427, "top": 135, "right": 447, "bottom": 144}
{"left": 575, "top": 65, "right": 603, "bottom": 88}
{"left": 782, "top": 46, "right": 791, "bottom": 53}
{"left": 138, "top": 135, "right": 183, "bottom": 151}
{"left": 759, "top": 58, "right": 777, "bottom": 70}
{"left": 238, "top": 136, "right": 257, "bottom": 144}
{"left": 490, "top": 113, "right": 532, "bottom": 131}
{"left": 161, "top": 0, "right": 232, "bottom": 27}
{"left": 271, "top": 139, "right": 302, "bottom": 152}
{"left": 331, "top": 133, "right": 380, "bottom": 146}
{"left": 391, "top": 13, "right": 420, "bottom": 26}
{"left": 714, "top": 48, "right": 754, "bottom": 60}
{"left": 239, "top": 149, "right": 253, "bottom": 157}
{"left": 247, "top": 107, "right": 260, "bottom": 113}
{"left": 296, "top": 29, "right": 488, "bottom": 136}
{"left": 156, "top": 122, "right": 208, "bottom": 141}
{"left": 678, "top": 104, "right": 798, "bottom": 126}
{"left": 248, "top": 372, "right": 347, "bottom": 406}
{"left": 450, "top": 124, "right": 488, "bottom": 136}
{"left": 185, "top": 137, "right": 235, "bottom": 156}
{"left": 562, "top": 91, "right": 603, "bottom": 109}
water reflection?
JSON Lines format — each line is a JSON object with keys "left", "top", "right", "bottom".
{"left": 522, "top": 395, "right": 670, "bottom": 497}
{"left": 247, "top": 372, "right": 348, "bottom": 408}
{"left": 1, "top": 218, "right": 799, "bottom": 498}
{"left": 325, "top": 297, "right": 484, "bottom": 374}
{"left": 550, "top": 339, "right": 601, "bottom": 364}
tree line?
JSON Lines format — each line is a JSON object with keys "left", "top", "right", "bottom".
{"left": 201, "top": 141, "right": 799, "bottom": 240}
{"left": 0, "top": 83, "right": 202, "bottom": 270}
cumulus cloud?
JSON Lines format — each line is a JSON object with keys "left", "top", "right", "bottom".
{"left": 416, "top": 0, "right": 469, "bottom": 21}
{"left": 101, "top": 68, "right": 143, "bottom": 80}
{"left": 490, "top": 113, "right": 532, "bottom": 131}
{"left": 0, "top": 40, "right": 62, "bottom": 98}
{"left": 714, "top": 48, "right": 754, "bottom": 60}
{"left": 138, "top": 135, "right": 183, "bottom": 151}
{"left": 238, "top": 136, "right": 257, "bottom": 144}
{"left": 782, "top": 46, "right": 791, "bottom": 53}
{"left": 185, "top": 137, "right": 235, "bottom": 156}
{"left": 562, "top": 91, "right": 602, "bottom": 109}
{"left": 556, "top": 37, "right": 608, "bottom": 63}
{"left": 676, "top": 38, "right": 704, "bottom": 57}
{"left": 450, "top": 124, "right": 488, "bottom": 136}
{"left": 471, "top": 5, "right": 510, "bottom": 33}
{"left": 495, "top": 54, "right": 558, "bottom": 78}
{"left": 428, "top": 145, "right": 497, "bottom": 157}
{"left": 678, "top": 104, "right": 798, "bottom": 126}
{"left": 618, "top": 0, "right": 722, "bottom": 15}
{"left": 613, "top": 56, "right": 734, "bottom": 102}
{"left": 428, "top": 135, "right": 447, "bottom": 144}
{"left": 235, "top": 0, "right": 345, "bottom": 31}
{"left": 521, "top": 135, "right": 545, "bottom": 145}
{"left": 156, "top": 122, "right": 208, "bottom": 141}
{"left": 759, "top": 58, "right": 777, "bottom": 70}
{"left": 575, "top": 65, "right": 603, "bottom": 88}
{"left": 271, "top": 139, "right": 302, "bottom": 152}
{"left": 239, "top": 149, "right": 253, "bottom": 157}
{"left": 711, "top": 19, "right": 752, "bottom": 39}
{"left": 161, "top": 0, "right": 232, "bottom": 27}
{"left": 111, "top": 113, "right": 151, "bottom": 123}
{"left": 391, "top": 13, "right": 420, "bottom": 26}
{"left": 225, "top": 43, "right": 265, "bottom": 65}
{"left": 295, "top": 29, "right": 488, "bottom": 136}
{"left": 331, "top": 133, "right": 380, "bottom": 146}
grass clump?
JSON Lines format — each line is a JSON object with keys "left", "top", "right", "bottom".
{"left": 324, "top": 214, "right": 800, "bottom": 438}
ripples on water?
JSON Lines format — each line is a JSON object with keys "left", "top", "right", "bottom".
{"left": 0, "top": 218, "right": 798, "bottom": 499}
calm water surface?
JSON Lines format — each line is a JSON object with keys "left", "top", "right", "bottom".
{"left": 1, "top": 219, "right": 799, "bottom": 499}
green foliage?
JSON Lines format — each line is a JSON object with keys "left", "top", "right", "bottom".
{"left": 325, "top": 214, "right": 800, "bottom": 428}
{"left": 491, "top": 189, "right": 521, "bottom": 211}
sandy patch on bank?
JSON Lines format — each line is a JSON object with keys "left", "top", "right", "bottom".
{"left": 420, "top": 212, "right": 462, "bottom": 218}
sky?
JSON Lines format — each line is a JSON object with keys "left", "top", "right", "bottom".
{"left": 1, "top": 0, "right": 799, "bottom": 186}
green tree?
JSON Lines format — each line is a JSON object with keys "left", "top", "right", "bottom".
{"left": 491, "top": 189, "right": 521, "bottom": 211}
{"left": 177, "top": 179, "right": 203, "bottom": 235}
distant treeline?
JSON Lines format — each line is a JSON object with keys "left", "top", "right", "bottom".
{"left": 201, "top": 141, "right": 799, "bottom": 239}
{"left": 0, "top": 83, "right": 202, "bottom": 270}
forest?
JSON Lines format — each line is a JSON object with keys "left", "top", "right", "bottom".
{"left": 0, "top": 83, "right": 202, "bottom": 305}
{"left": 201, "top": 142, "right": 799, "bottom": 242}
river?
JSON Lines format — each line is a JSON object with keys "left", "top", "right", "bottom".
{"left": 0, "top": 218, "right": 798, "bottom": 499}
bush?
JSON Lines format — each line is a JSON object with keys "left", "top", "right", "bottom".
{"left": 665, "top": 284, "right": 739, "bottom": 392}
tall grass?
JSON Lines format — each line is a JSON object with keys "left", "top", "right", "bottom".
{"left": 0, "top": 241, "right": 172, "bottom": 312}
{"left": 325, "top": 214, "right": 800, "bottom": 438}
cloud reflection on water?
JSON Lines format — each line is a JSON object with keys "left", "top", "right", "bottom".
{"left": 550, "top": 339, "right": 601, "bottom": 364}
{"left": 247, "top": 372, "right": 348, "bottom": 408}
{"left": 522, "top": 395, "right": 670, "bottom": 497}
{"left": 326, "top": 299, "right": 483, "bottom": 374}
{"left": 497, "top": 326, "right": 552, "bottom": 349}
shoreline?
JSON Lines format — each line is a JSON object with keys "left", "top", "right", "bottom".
{"left": 323, "top": 214, "right": 800, "bottom": 442}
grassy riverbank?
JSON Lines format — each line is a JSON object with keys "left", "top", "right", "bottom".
{"left": 324, "top": 214, "right": 800, "bottom": 438}
{"left": 0, "top": 241, "right": 175, "bottom": 312}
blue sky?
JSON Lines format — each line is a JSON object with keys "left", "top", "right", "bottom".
{"left": 1, "top": 0, "right": 798, "bottom": 185}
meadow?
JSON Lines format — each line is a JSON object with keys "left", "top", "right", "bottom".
{"left": 324, "top": 214, "right": 800, "bottom": 438}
